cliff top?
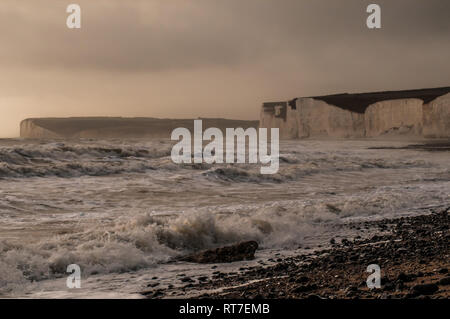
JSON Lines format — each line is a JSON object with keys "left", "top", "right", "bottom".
{"left": 310, "top": 86, "right": 450, "bottom": 113}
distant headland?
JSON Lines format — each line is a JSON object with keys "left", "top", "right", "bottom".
{"left": 20, "top": 117, "right": 259, "bottom": 139}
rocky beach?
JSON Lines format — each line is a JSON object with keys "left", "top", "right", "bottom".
{"left": 142, "top": 207, "right": 449, "bottom": 299}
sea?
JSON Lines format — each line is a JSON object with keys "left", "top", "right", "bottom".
{"left": 0, "top": 138, "right": 449, "bottom": 298}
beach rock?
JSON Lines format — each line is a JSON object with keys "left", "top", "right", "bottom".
{"left": 180, "top": 241, "right": 259, "bottom": 264}
{"left": 438, "top": 277, "right": 450, "bottom": 285}
{"left": 344, "top": 286, "right": 359, "bottom": 297}
{"left": 180, "top": 276, "right": 194, "bottom": 283}
{"left": 142, "top": 289, "right": 164, "bottom": 298}
{"left": 397, "top": 272, "right": 415, "bottom": 283}
{"left": 290, "top": 284, "right": 317, "bottom": 294}
{"left": 295, "top": 276, "right": 309, "bottom": 284}
{"left": 383, "top": 282, "right": 395, "bottom": 292}
{"left": 341, "top": 238, "right": 351, "bottom": 246}
{"left": 411, "top": 283, "right": 439, "bottom": 296}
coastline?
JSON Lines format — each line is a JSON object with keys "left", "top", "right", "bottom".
{"left": 142, "top": 208, "right": 450, "bottom": 299}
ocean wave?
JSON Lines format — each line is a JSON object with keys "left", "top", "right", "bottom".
{"left": 200, "top": 157, "right": 432, "bottom": 184}
{"left": 0, "top": 141, "right": 173, "bottom": 178}
{"left": 5, "top": 180, "right": 445, "bottom": 294}
{"left": 0, "top": 161, "right": 157, "bottom": 178}
{"left": 0, "top": 202, "right": 335, "bottom": 293}
{"left": 0, "top": 139, "right": 435, "bottom": 180}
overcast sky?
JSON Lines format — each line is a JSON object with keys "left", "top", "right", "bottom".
{"left": 0, "top": 0, "right": 449, "bottom": 137}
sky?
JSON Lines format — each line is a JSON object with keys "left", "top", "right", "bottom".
{"left": 0, "top": 0, "right": 449, "bottom": 137}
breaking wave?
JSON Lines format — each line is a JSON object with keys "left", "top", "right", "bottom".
{"left": 0, "top": 139, "right": 435, "bottom": 181}
{"left": 202, "top": 157, "right": 434, "bottom": 184}
{"left": 0, "top": 205, "right": 326, "bottom": 293}
{"left": 2, "top": 178, "right": 449, "bottom": 294}
{"left": 0, "top": 141, "right": 173, "bottom": 178}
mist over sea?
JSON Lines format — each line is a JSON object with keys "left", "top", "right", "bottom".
{"left": 0, "top": 138, "right": 449, "bottom": 297}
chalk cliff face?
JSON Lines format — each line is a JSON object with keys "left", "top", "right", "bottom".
{"left": 260, "top": 87, "right": 450, "bottom": 139}
{"left": 364, "top": 99, "right": 423, "bottom": 137}
{"left": 296, "top": 98, "right": 366, "bottom": 138}
{"left": 20, "top": 119, "right": 61, "bottom": 139}
{"left": 260, "top": 103, "right": 297, "bottom": 139}
{"left": 20, "top": 118, "right": 259, "bottom": 139}
{"left": 422, "top": 93, "right": 450, "bottom": 138}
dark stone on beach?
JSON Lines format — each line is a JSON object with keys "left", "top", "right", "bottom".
{"left": 180, "top": 241, "right": 259, "bottom": 264}
{"left": 438, "top": 268, "right": 448, "bottom": 274}
{"left": 273, "top": 263, "right": 289, "bottom": 271}
{"left": 291, "top": 284, "right": 317, "bottom": 294}
{"left": 180, "top": 276, "right": 194, "bottom": 283}
{"left": 142, "top": 289, "right": 164, "bottom": 298}
{"left": 341, "top": 238, "right": 351, "bottom": 246}
{"left": 381, "top": 277, "right": 395, "bottom": 291}
{"left": 346, "top": 286, "right": 358, "bottom": 292}
{"left": 397, "top": 272, "right": 415, "bottom": 283}
{"left": 344, "top": 286, "right": 359, "bottom": 297}
{"left": 150, "top": 290, "right": 162, "bottom": 297}
{"left": 411, "top": 283, "right": 439, "bottom": 296}
{"left": 395, "top": 282, "right": 406, "bottom": 291}
{"left": 383, "top": 282, "right": 395, "bottom": 292}
{"left": 438, "top": 277, "right": 450, "bottom": 285}
{"left": 295, "top": 276, "right": 309, "bottom": 284}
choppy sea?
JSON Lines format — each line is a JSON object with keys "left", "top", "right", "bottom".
{"left": 0, "top": 138, "right": 448, "bottom": 298}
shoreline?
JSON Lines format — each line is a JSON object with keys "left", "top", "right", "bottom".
{"left": 143, "top": 208, "right": 449, "bottom": 299}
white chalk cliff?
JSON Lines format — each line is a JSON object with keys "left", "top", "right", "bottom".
{"left": 260, "top": 88, "right": 450, "bottom": 139}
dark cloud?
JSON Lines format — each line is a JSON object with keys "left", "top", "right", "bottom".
{"left": 0, "top": 0, "right": 449, "bottom": 72}
{"left": 0, "top": 1, "right": 449, "bottom": 137}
